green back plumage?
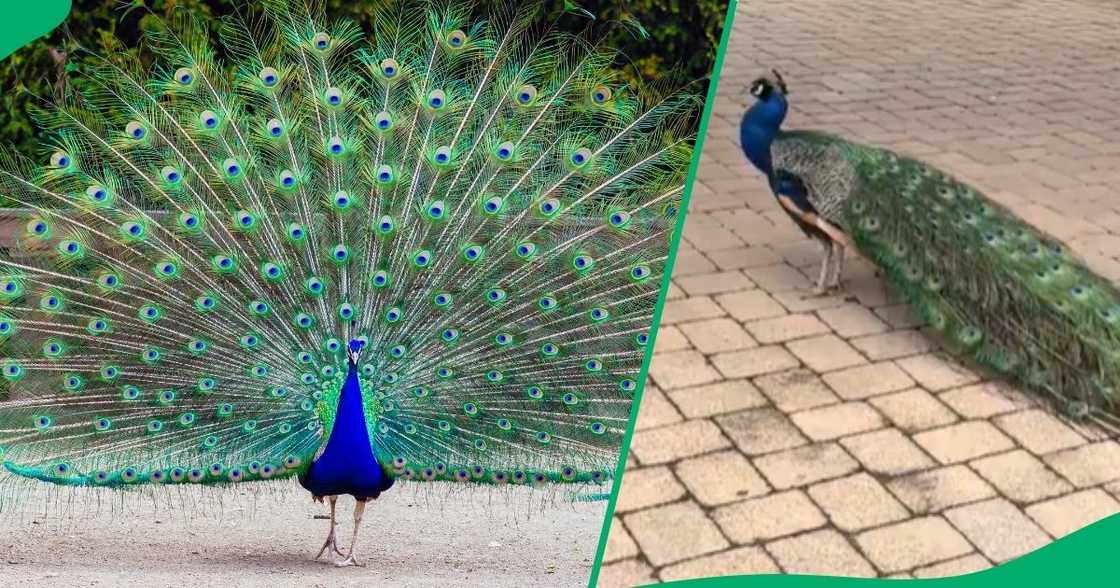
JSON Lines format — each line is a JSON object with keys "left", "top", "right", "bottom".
{"left": 781, "top": 131, "right": 1120, "bottom": 430}
{"left": 0, "top": 0, "right": 697, "bottom": 493}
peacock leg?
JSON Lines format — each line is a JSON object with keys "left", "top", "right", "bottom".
{"left": 315, "top": 495, "right": 345, "bottom": 559}
{"left": 829, "top": 244, "right": 846, "bottom": 290}
{"left": 811, "top": 241, "right": 834, "bottom": 295}
{"left": 335, "top": 499, "right": 368, "bottom": 567}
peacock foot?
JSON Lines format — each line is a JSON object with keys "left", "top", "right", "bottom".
{"left": 334, "top": 552, "right": 366, "bottom": 567}
{"left": 315, "top": 530, "right": 345, "bottom": 560}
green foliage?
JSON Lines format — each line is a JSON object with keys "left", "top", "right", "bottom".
{"left": 0, "top": 0, "right": 727, "bottom": 158}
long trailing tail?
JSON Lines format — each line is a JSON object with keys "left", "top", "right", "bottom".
{"left": 839, "top": 141, "right": 1120, "bottom": 430}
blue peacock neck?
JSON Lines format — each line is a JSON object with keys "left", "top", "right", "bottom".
{"left": 740, "top": 92, "right": 789, "bottom": 176}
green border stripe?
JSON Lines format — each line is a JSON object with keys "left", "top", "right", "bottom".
{"left": 587, "top": 2, "right": 741, "bottom": 586}
{"left": 0, "top": 2, "right": 70, "bottom": 62}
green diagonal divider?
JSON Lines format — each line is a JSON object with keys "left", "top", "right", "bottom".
{"left": 0, "top": 2, "right": 70, "bottom": 61}
{"left": 658, "top": 512, "right": 1120, "bottom": 587}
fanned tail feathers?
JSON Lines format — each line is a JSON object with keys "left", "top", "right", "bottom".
{"left": 0, "top": 0, "right": 697, "bottom": 494}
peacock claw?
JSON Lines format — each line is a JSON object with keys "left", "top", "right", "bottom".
{"left": 315, "top": 532, "right": 345, "bottom": 560}
{"left": 334, "top": 553, "right": 365, "bottom": 567}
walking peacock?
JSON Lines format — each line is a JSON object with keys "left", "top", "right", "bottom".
{"left": 0, "top": 0, "right": 697, "bottom": 566}
{"left": 741, "top": 70, "right": 1120, "bottom": 432}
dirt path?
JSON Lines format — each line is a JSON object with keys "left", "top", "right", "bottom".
{"left": 0, "top": 481, "right": 603, "bottom": 586}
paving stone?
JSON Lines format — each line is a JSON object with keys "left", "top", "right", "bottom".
{"left": 887, "top": 465, "right": 996, "bottom": 514}
{"left": 630, "top": 420, "right": 731, "bottom": 465}
{"left": 944, "top": 498, "right": 1050, "bottom": 563}
{"left": 870, "top": 388, "right": 959, "bottom": 432}
{"left": 808, "top": 473, "right": 909, "bottom": 532}
{"left": 716, "top": 408, "right": 808, "bottom": 456}
{"left": 913, "top": 420, "right": 1016, "bottom": 464}
{"left": 675, "top": 450, "right": 772, "bottom": 507}
{"left": 675, "top": 270, "right": 755, "bottom": 296}
{"left": 822, "top": 362, "right": 915, "bottom": 399}
{"left": 653, "top": 325, "right": 692, "bottom": 353}
{"left": 672, "top": 249, "right": 717, "bottom": 277}
{"left": 840, "top": 428, "right": 936, "bottom": 475}
{"left": 1044, "top": 442, "right": 1120, "bottom": 487}
{"left": 911, "top": 554, "right": 992, "bottom": 579}
{"left": 745, "top": 313, "right": 832, "bottom": 344}
{"left": 658, "top": 547, "right": 780, "bottom": 582}
{"left": 939, "top": 383, "right": 1025, "bottom": 418}
{"left": 711, "top": 346, "right": 800, "bottom": 379}
{"left": 603, "top": 517, "right": 639, "bottom": 563}
{"left": 661, "top": 296, "right": 726, "bottom": 325}
{"left": 597, "top": 559, "right": 655, "bottom": 588}
{"left": 754, "top": 369, "right": 839, "bottom": 412}
{"left": 666, "top": 379, "right": 769, "bottom": 419}
{"left": 850, "top": 330, "right": 934, "bottom": 360}
{"left": 817, "top": 303, "right": 890, "bottom": 337}
{"left": 716, "top": 290, "right": 788, "bottom": 322}
{"left": 896, "top": 354, "right": 981, "bottom": 391}
{"left": 649, "top": 350, "right": 722, "bottom": 390}
{"left": 875, "top": 303, "right": 925, "bottom": 329}
{"left": 712, "top": 490, "right": 826, "bottom": 544}
{"left": 1026, "top": 488, "right": 1120, "bottom": 538}
{"left": 743, "top": 263, "right": 813, "bottom": 291}
{"left": 766, "top": 529, "right": 877, "bottom": 578}
{"left": 856, "top": 517, "right": 973, "bottom": 573}
{"left": 970, "top": 450, "right": 1073, "bottom": 503}
{"left": 771, "top": 290, "right": 849, "bottom": 313}
{"left": 754, "top": 443, "right": 860, "bottom": 489}
{"left": 790, "top": 402, "right": 885, "bottom": 441}
{"left": 615, "top": 466, "right": 687, "bottom": 513}
{"left": 993, "top": 409, "right": 1086, "bottom": 455}
{"left": 678, "top": 317, "right": 758, "bottom": 354}
{"left": 786, "top": 334, "right": 868, "bottom": 372}
{"left": 706, "top": 246, "right": 783, "bottom": 270}
{"left": 624, "top": 500, "right": 730, "bottom": 566}
{"left": 635, "top": 384, "right": 683, "bottom": 431}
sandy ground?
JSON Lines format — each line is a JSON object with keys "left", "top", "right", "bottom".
{"left": 0, "top": 479, "right": 605, "bottom": 587}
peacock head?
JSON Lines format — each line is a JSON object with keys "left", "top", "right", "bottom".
{"left": 347, "top": 339, "right": 365, "bottom": 365}
{"left": 748, "top": 69, "right": 789, "bottom": 102}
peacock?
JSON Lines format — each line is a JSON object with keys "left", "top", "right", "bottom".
{"left": 0, "top": 0, "right": 697, "bottom": 566}
{"left": 741, "top": 70, "right": 1120, "bottom": 432}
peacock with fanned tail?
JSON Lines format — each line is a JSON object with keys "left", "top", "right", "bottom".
{"left": 0, "top": 0, "right": 697, "bottom": 566}
{"left": 742, "top": 70, "right": 1120, "bottom": 432}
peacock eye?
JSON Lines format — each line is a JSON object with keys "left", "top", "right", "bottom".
{"left": 175, "top": 67, "right": 194, "bottom": 85}
{"left": 376, "top": 165, "right": 394, "bottom": 184}
{"left": 325, "top": 87, "right": 343, "bottom": 106}
{"left": 380, "top": 58, "right": 399, "bottom": 78}
{"left": 570, "top": 147, "right": 593, "bottom": 167}
{"left": 312, "top": 32, "right": 331, "bottom": 50}
{"left": 591, "top": 85, "right": 612, "bottom": 104}
{"left": 126, "top": 121, "right": 147, "bottom": 140}
{"left": 161, "top": 166, "right": 182, "bottom": 184}
{"left": 50, "top": 151, "right": 71, "bottom": 168}
{"left": 375, "top": 111, "right": 393, "bottom": 130}
{"left": 433, "top": 146, "right": 452, "bottom": 164}
{"left": 446, "top": 30, "right": 467, "bottom": 47}
{"left": 223, "top": 158, "right": 241, "bottom": 177}
{"left": 515, "top": 84, "right": 537, "bottom": 105}
{"left": 494, "top": 141, "right": 515, "bottom": 160}
{"left": 427, "top": 89, "right": 447, "bottom": 109}
{"left": 267, "top": 118, "right": 284, "bottom": 137}
{"left": 259, "top": 67, "right": 279, "bottom": 87}
{"left": 328, "top": 136, "right": 345, "bottom": 154}
{"left": 200, "top": 110, "right": 219, "bottom": 129}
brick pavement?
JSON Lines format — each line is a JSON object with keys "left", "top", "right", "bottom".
{"left": 598, "top": 0, "right": 1120, "bottom": 584}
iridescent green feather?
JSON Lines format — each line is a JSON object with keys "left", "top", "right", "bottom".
{"left": 0, "top": 0, "right": 696, "bottom": 493}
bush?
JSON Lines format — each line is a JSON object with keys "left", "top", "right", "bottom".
{"left": 0, "top": 0, "right": 727, "bottom": 157}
